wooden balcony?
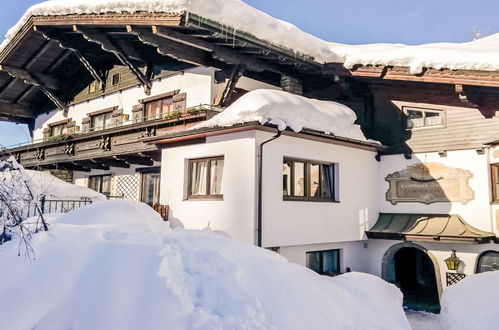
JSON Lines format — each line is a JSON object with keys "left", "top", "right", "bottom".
{"left": 6, "top": 105, "right": 221, "bottom": 171}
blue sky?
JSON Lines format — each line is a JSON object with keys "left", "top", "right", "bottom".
{"left": 1, "top": 0, "right": 499, "bottom": 147}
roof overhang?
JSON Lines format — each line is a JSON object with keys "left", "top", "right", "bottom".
{"left": 0, "top": 11, "right": 324, "bottom": 124}
{"left": 145, "top": 122, "right": 385, "bottom": 152}
{"left": 1, "top": 10, "right": 498, "bottom": 124}
{"left": 366, "top": 213, "right": 497, "bottom": 244}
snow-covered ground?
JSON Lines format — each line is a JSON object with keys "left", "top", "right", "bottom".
{"left": 406, "top": 311, "right": 443, "bottom": 330}
{"left": 2, "top": 0, "right": 499, "bottom": 73}
{"left": 193, "top": 89, "right": 370, "bottom": 142}
{"left": 440, "top": 271, "right": 499, "bottom": 330}
{"left": 0, "top": 200, "right": 410, "bottom": 330}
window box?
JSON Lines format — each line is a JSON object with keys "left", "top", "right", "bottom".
{"left": 283, "top": 157, "right": 339, "bottom": 202}
{"left": 188, "top": 156, "right": 224, "bottom": 200}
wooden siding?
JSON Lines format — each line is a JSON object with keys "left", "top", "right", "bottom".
{"left": 366, "top": 82, "right": 499, "bottom": 153}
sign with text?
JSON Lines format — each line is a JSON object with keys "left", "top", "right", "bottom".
{"left": 386, "top": 163, "right": 474, "bottom": 205}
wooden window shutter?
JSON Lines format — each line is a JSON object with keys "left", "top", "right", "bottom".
{"left": 42, "top": 127, "right": 51, "bottom": 141}
{"left": 172, "top": 93, "right": 187, "bottom": 112}
{"left": 132, "top": 104, "right": 145, "bottom": 123}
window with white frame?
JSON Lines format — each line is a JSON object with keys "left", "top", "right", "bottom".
{"left": 404, "top": 107, "right": 444, "bottom": 129}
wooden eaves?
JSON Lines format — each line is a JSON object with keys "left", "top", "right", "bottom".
{"left": 144, "top": 122, "right": 386, "bottom": 153}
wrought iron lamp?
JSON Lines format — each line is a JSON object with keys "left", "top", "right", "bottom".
{"left": 445, "top": 250, "right": 460, "bottom": 271}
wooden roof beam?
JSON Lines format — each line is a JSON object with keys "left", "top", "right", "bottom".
{"left": 73, "top": 25, "right": 152, "bottom": 94}
{"left": 73, "top": 160, "right": 110, "bottom": 171}
{"left": 114, "top": 155, "right": 153, "bottom": 166}
{"left": 127, "top": 26, "right": 211, "bottom": 67}
{"left": 34, "top": 26, "right": 107, "bottom": 88}
{"left": 96, "top": 157, "right": 130, "bottom": 168}
{"left": 149, "top": 26, "right": 285, "bottom": 74}
{"left": 0, "top": 65, "right": 68, "bottom": 114}
{"left": 0, "top": 101, "right": 34, "bottom": 119}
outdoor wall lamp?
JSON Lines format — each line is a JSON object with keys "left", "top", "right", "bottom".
{"left": 444, "top": 250, "right": 460, "bottom": 271}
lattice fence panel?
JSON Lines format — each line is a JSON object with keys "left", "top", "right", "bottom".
{"left": 115, "top": 175, "right": 140, "bottom": 201}
{"left": 446, "top": 272, "right": 466, "bottom": 286}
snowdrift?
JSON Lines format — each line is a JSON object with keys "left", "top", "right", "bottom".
{"left": 440, "top": 271, "right": 499, "bottom": 330}
{"left": 0, "top": 169, "right": 105, "bottom": 201}
{"left": 0, "top": 200, "right": 409, "bottom": 330}
{"left": 193, "top": 89, "right": 369, "bottom": 141}
{"left": 2, "top": 0, "right": 499, "bottom": 73}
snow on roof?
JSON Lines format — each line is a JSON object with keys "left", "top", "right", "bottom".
{"left": 0, "top": 200, "right": 411, "bottom": 329}
{"left": 193, "top": 89, "right": 369, "bottom": 142}
{"left": 2, "top": 0, "right": 499, "bottom": 74}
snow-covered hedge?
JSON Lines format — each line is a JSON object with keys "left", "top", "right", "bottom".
{"left": 0, "top": 200, "right": 410, "bottom": 329}
{"left": 440, "top": 271, "right": 499, "bottom": 330}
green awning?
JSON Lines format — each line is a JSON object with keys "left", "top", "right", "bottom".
{"left": 366, "top": 213, "right": 497, "bottom": 244}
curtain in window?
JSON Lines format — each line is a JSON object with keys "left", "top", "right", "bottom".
{"left": 425, "top": 112, "right": 442, "bottom": 126}
{"left": 321, "top": 164, "right": 335, "bottom": 199}
{"left": 210, "top": 159, "right": 224, "bottom": 195}
{"left": 191, "top": 161, "right": 208, "bottom": 195}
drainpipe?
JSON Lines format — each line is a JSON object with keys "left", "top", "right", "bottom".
{"left": 257, "top": 128, "right": 282, "bottom": 247}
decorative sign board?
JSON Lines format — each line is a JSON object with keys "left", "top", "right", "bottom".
{"left": 385, "top": 162, "right": 474, "bottom": 205}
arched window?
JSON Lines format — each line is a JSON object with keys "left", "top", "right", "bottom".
{"left": 476, "top": 251, "right": 499, "bottom": 273}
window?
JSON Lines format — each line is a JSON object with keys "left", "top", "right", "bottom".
{"left": 283, "top": 158, "right": 338, "bottom": 202}
{"left": 405, "top": 107, "right": 444, "bottom": 129}
{"left": 91, "top": 112, "right": 114, "bottom": 131}
{"left": 306, "top": 249, "right": 341, "bottom": 276}
{"left": 491, "top": 164, "right": 499, "bottom": 203}
{"left": 111, "top": 73, "right": 120, "bottom": 86}
{"left": 145, "top": 97, "right": 174, "bottom": 120}
{"left": 50, "top": 123, "right": 67, "bottom": 137}
{"left": 476, "top": 251, "right": 499, "bottom": 273}
{"left": 88, "top": 175, "right": 111, "bottom": 197}
{"left": 141, "top": 172, "right": 161, "bottom": 207}
{"left": 88, "top": 81, "right": 97, "bottom": 94}
{"left": 188, "top": 156, "right": 224, "bottom": 199}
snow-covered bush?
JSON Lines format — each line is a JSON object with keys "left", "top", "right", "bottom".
{"left": 0, "top": 156, "right": 47, "bottom": 255}
{"left": 0, "top": 200, "right": 410, "bottom": 330}
{"left": 440, "top": 271, "right": 499, "bottom": 330}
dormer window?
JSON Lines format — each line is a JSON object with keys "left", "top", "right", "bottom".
{"left": 405, "top": 107, "right": 444, "bottom": 129}
{"left": 88, "top": 81, "right": 97, "bottom": 94}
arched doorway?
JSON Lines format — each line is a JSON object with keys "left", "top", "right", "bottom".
{"left": 382, "top": 243, "right": 441, "bottom": 313}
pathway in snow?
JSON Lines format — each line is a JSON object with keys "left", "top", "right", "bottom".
{"left": 406, "top": 311, "right": 443, "bottom": 330}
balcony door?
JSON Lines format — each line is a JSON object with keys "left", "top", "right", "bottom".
{"left": 141, "top": 172, "right": 161, "bottom": 207}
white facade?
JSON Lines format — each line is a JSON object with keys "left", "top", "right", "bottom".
{"left": 160, "top": 129, "right": 379, "bottom": 254}
{"left": 33, "top": 67, "right": 277, "bottom": 142}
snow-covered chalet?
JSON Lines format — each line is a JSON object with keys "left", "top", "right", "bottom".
{"left": 1, "top": 0, "right": 498, "bottom": 313}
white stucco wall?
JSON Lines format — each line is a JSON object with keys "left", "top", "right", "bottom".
{"left": 160, "top": 131, "right": 258, "bottom": 244}
{"left": 33, "top": 67, "right": 216, "bottom": 141}
{"left": 379, "top": 149, "right": 494, "bottom": 233}
{"left": 258, "top": 131, "right": 380, "bottom": 248}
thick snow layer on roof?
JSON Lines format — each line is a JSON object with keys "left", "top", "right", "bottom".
{"left": 193, "top": 89, "right": 369, "bottom": 141}
{"left": 0, "top": 0, "right": 338, "bottom": 63}
{"left": 0, "top": 169, "right": 106, "bottom": 201}
{"left": 329, "top": 33, "right": 499, "bottom": 74}
{"left": 0, "top": 200, "right": 410, "bottom": 329}
{"left": 2, "top": 1, "right": 499, "bottom": 74}
{"left": 440, "top": 271, "right": 499, "bottom": 330}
